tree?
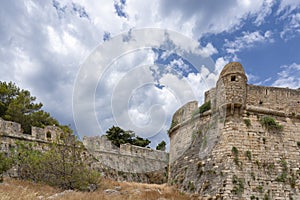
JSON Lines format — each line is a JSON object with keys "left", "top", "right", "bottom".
{"left": 0, "top": 81, "right": 20, "bottom": 116}
{"left": 41, "top": 132, "right": 101, "bottom": 190}
{"left": 156, "top": 140, "right": 166, "bottom": 151}
{"left": 13, "top": 141, "right": 44, "bottom": 181}
{"left": 0, "top": 81, "right": 64, "bottom": 134}
{"left": 105, "top": 126, "right": 151, "bottom": 148}
{"left": 105, "top": 126, "right": 133, "bottom": 147}
{"left": 132, "top": 136, "right": 151, "bottom": 147}
{"left": 12, "top": 131, "right": 101, "bottom": 191}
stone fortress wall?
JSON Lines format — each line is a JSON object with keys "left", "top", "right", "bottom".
{"left": 168, "top": 101, "right": 212, "bottom": 164}
{"left": 168, "top": 62, "right": 300, "bottom": 199}
{"left": 0, "top": 117, "right": 63, "bottom": 153}
{"left": 2, "top": 61, "right": 300, "bottom": 196}
{"left": 0, "top": 117, "right": 169, "bottom": 183}
{"left": 246, "top": 84, "right": 300, "bottom": 115}
{"left": 83, "top": 135, "right": 168, "bottom": 174}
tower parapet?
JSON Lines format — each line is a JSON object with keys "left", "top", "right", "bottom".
{"left": 216, "top": 62, "right": 247, "bottom": 115}
{"left": 169, "top": 101, "right": 198, "bottom": 132}
{"left": 168, "top": 62, "right": 300, "bottom": 199}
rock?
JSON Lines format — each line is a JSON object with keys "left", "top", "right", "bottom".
{"left": 157, "top": 189, "right": 162, "bottom": 194}
{"left": 47, "top": 190, "right": 73, "bottom": 199}
{"left": 88, "top": 184, "right": 98, "bottom": 192}
{"left": 104, "top": 189, "right": 120, "bottom": 195}
{"left": 114, "top": 186, "right": 122, "bottom": 191}
{"left": 131, "top": 189, "right": 141, "bottom": 194}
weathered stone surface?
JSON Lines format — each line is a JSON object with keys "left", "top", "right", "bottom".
{"left": 83, "top": 135, "right": 169, "bottom": 183}
{"left": 0, "top": 118, "right": 169, "bottom": 184}
{"left": 168, "top": 62, "right": 300, "bottom": 199}
{"left": 2, "top": 61, "right": 300, "bottom": 198}
{"left": 104, "top": 189, "right": 120, "bottom": 195}
{"left": 0, "top": 118, "right": 62, "bottom": 155}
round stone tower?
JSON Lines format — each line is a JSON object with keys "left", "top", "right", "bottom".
{"left": 216, "top": 62, "right": 247, "bottom": 115}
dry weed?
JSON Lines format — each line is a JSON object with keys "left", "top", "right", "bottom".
{"left": 0, "top": 178, "right": 199, "bottom": 200}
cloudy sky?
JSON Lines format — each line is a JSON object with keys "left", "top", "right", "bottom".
{"left": 1, "top": 0, "right": 300, "bottom": 148}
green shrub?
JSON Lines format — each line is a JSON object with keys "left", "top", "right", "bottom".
{"left": 232, "top": 146, "right": 239, "bottom": 156}
{"left": 232, "top": 175, "right": 244, "bottom": 195}
{"left": 289, "top": 174, "right": 296, "bottom": 188}
{"left": 188, "top": 181, "right": 195, "bottom": 191}
{"left": 12, "top": 134, "right": 101, "bottom": 191}
{"left": 250, "top": 195, "right": 256, "bottom": 200}
{"left": 260, "top": 116, "right": 283, "bottom": 131}
{"left": 168, "top": 119, "right": 179, "bottom": 133}
{"left": 156, "top": 140, "right": 166, "bottom": 151}
{"left": 276, "top": 172, "right": 287, "bottom": 182}
{"left": 263, "top": 193, "right": 270, "bottom": 200}
{"left": 0, "top": 152, "right": 12, "bottom": 182}
{"left": 256, "top": 185, "right": 263, "bottom": 193}
{"left": 244, "top": 119, "right": 251, "bottom": 127}
{"left": 13, "top": 142, "right": 44, "bottom": 181}
{"left": 232, "top": 147, "right": 239, "bottom": 166}
{"left": 198, "top": 101, "right": 211, "bottom": 114}
{"left": 245, "top": 150, "right": 252, "bottom": 161}
{"left": 0, "top": 153, "right": 12, "bottom": 173}
{"left": 275, "top": 159, "right": 288, "bottom": 183}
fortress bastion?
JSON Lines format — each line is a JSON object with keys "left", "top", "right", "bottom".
{"left": 168, "top": 62, "right": 300, "bottom": 199}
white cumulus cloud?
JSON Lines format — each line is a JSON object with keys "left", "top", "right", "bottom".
{"left": 272, "top": 63, "right": 300, "bottom": 89}
{"left": 224, "top": 30, "right": 273, "bottom": 55}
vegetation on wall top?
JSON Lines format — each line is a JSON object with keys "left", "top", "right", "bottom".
{"left": 156, "top": 140, "right": 166, "bottom": 151}
{"left": 105, "top": 126, "right": 151, "bottom": 148}
{"left": 0, "top": 81, "right": 71, "bottom": 134}
{"left": 260, "top": 115, "right": 283, "bottom": 131}
{"left": 198, "top": 101, "right": 211, "bottom": 114}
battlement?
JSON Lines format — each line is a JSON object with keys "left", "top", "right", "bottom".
{"left": 246, "top": 84, "right": 300, "bottom": 116}
{"left": 169, "top": 101, "right": 199, "bottom": 133}
{"left": 0, "top": 117, "right": 169, "bottom": 184}
{"left": 168, "top": 62, "right": 300, "bottom": 199}
{"left": 0, "top": 117, "right": 62, "bottom": 143}
{"left": 82, "top": 135, "right": 168, "bottom": 174}
{"left": 83, "top": 135, "right": 168, "bottom": 162}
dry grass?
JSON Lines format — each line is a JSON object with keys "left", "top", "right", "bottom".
{"left": 0, "top": 178, "right": 199, "bottom": 200}
{"left": 0, "top": 178, "right": 59, "bottom": 200}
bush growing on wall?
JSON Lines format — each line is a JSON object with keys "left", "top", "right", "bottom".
{"left": 260, "top": 116, "right": 283, "bottom": 131}
{"left": 156, "top": 140, "right": 166, "bottom": 151}
{"left": 198, "top": 101, "right": 211, "bottom": 114}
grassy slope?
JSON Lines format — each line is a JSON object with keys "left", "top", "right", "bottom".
{"left": 0, "top": 178, "right": 200, "bottom": 200}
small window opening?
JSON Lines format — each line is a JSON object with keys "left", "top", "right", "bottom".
{"left": 46, "top": 131, "right": 51, "bottom": 139}
{"left": 265, "top": 89, "right": 268, "bottom": 95}
{"left": 231, "top": 76, "right": 236, "bottom": 81}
